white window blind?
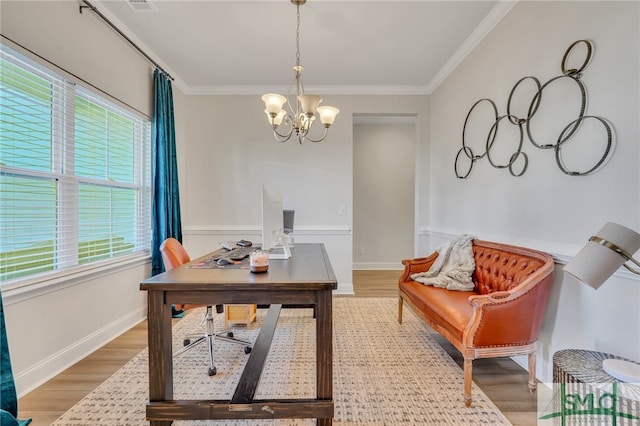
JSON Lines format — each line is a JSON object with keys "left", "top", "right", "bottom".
{"left": 0, "top": 45, "right": 152, "bottom": 284}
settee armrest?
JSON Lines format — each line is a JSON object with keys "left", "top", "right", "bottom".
{"left": 399, "top": 253, "right": 439, "bottom": 283}
{"left": 464, "top": 271, "right": 553, "bottom": 348}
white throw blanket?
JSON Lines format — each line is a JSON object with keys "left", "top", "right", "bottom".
{"left": 410, "top": 234, "right": 476, "bottom": 291}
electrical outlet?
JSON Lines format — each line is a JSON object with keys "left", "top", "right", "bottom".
{"left": 358, "top": 247, "right": 364, "bottom": 255}
{"left": 338, "top": 204, "right": 347, "bottom": 215}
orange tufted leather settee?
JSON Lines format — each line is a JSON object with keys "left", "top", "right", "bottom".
{"left": 398, "top": 239, "right": 554, "bottom": 407}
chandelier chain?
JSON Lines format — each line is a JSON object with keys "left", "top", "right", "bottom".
{"left": 295, "top": 4, "right": 301, "bottom": 66}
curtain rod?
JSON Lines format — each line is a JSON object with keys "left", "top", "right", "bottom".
{"left": 1, "top": 34, "right": 148, "bottom": 118}
{"left": 79, "top": 0, "right": 174, "bottom": 81}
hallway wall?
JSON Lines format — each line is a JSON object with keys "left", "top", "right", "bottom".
{"left": 353, "top": 116, "right": 416, "bottom": 269}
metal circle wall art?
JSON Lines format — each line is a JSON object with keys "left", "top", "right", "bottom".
{"left": 454, "top": 39, "right": 614, "bottom": 178}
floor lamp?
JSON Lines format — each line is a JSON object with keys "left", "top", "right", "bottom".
{"left": 564, "top": 222, "right": 640, "bottom": 382}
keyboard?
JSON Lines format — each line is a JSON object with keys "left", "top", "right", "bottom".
{"left": 219, "top": 240, "right": 236, "bottom": 250}
{"left": 220, "top": 240, "right": 253, "bottom": 250}
{"left": 214, "top": 246, "right": 254, "bottom": 261}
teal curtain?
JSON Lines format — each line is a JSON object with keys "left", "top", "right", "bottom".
{"left": 0, "top": 289, "right": 31, "bottom": 425}
{"left": 151, "top": 69, "right": 182, "bottom": 276}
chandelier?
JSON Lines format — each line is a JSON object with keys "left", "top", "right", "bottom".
{"left": 261, "top": 0, "right": 339, "bottom": 144}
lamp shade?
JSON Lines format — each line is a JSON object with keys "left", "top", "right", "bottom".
{"left": 262, "top": 94, "right": 287, "bottom": 115}
{"left": 564, "top": 222, "right": 640, "bottom": 289}
{"left": 298, "top": 94, "right": 322, "bottom": 115}
{"left": 297, "top": 113, "right": 315, "bottom": 132}
{"left": 317, "top": 106, "right": 340, "bottom": 126}
{"left": 264, "top": 109, "right": 287, "bottom": 126}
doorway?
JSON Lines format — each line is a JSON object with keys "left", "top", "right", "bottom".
{"left": 353, "top": 115, "right": 416, "bottom": 270}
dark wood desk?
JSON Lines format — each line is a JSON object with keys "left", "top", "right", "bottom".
{"left": 140, "top": 243, "right": 337, "bottom": 425}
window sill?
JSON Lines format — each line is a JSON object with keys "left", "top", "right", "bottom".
{"left": 1, "top": 253, "right": 151, "bottom": 305}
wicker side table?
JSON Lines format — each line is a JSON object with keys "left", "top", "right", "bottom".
{"left": 553, "top": 349, "right": 637, "bottom": 384}
{"left": 552, "top": 349, "right": 640, "bottom": 424}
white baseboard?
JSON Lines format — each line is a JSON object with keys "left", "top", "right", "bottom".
{"left": 334, "top": 282, "right": 354, "bottom": 295}
{"left": 15, "top": 305, "right": 147, "bottom": 397}
{"left": 353, "top": 262, "right": 403, "bottom": 271}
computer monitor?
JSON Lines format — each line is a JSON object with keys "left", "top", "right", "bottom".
{"left": 283, "top": 210, "right": 295, "bottom": 234}
{"left": 261, "top": 185, "right": 291, "bottom": 259}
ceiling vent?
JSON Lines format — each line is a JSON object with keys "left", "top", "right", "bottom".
{"left": 126, "top": 0, "right": 157, "bottom": 12}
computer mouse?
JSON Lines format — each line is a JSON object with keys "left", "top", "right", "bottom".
{"left": 216, "top": 258, "right": 234, "bottom": 266}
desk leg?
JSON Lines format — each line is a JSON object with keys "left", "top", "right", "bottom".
{"left": 147, "top": 291, "right": 173, "bottom": 426}
{"left": 316, "top": 289, "right": 333, "bottom": 426}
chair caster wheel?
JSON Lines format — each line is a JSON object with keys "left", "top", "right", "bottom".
{"left": 244, "top": 346, "right": 252, "bottom": 354}
{"left": 183, "top": 338, "right": 190, "bottom": 346}
{"left": 208, "top": 366, "right": 217, "bottom": 376}
{"left": 227, "top": 331, "right": 234, "bottom": 338}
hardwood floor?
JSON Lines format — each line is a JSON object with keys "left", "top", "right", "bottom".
{"left": 18, "top": 270, "right": 537, "bottom": 425}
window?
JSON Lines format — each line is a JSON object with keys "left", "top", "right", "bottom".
{"left": 0, "top": 45, "right": 152, "bottom": 285}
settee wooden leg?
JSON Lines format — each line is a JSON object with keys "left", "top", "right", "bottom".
{"left": 464, "top": 358, "right": 472, "bottom": 407}
{"left": 528, "top": 352, "right": 537, "bottom": 392}
{"left": 397, "top": 297, "right": 403, "bottom": 324}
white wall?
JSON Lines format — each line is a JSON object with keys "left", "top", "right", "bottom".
{"left": 180, "top": 95, "right": 429, "bottom": 293}
{"left": 428, "top": 0, "right": 640, "bottom": 383}
{"left": 1, "top": 0, "right": 154, "bottom": 396}
{"left": 353, "top": 116, "right": 416, "bottom": 269}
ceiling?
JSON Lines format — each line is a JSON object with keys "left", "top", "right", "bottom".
{"left": 96, "top": 0, "right": 515, "bottom": 95}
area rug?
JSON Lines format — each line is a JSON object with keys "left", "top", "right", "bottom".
{"left": 52, "top": 297, "right": 511, "bottom": 425}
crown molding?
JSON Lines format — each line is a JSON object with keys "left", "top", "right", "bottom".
{"left": 425, "top": 0, "right": 518, "bottom": 94}
{"left": 182, "top": 84, "right": 431, "bottom": 96}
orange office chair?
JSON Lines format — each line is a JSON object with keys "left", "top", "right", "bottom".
{"left": 159, "top": 238, "right": 251, "bottom": 376}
